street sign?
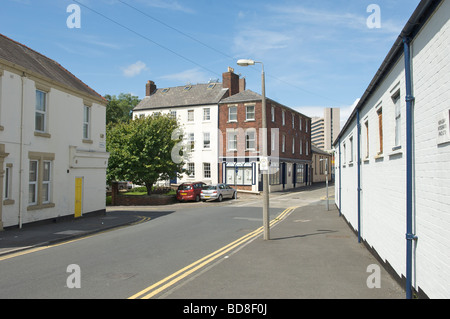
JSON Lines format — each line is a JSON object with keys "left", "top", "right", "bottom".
{"left": 260, "top": 157, "right": 269, "bottom": 171}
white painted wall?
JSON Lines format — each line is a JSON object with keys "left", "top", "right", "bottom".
{"left": 133, "top": 104, "right": 219, "bottom": 185}
{"left": 0, "top": 68, "right": 108, "bottom": 228}
{"left": 335, "top": 0, "right": 450, "bottom": 298}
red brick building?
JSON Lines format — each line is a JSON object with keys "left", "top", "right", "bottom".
{"left": 218, "top": 80, "right": 312, "bottom": 192}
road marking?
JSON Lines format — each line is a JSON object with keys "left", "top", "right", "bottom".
{"left": 129, "top": 207, "right": 298, "bottom": 299}
{"left": 0, "top": 216, "right": 151, "bottom": 262}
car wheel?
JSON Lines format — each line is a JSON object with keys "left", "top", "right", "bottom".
{"left": 195, "top": 195, "right": 200, "bottom": 202}
{"left": 233, "top": 192, "right": 237, "bottom": 199}
{"left": 218, "top": 194, "right": 223, "bottom": 202}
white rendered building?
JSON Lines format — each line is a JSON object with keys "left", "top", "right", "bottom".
{"left": 334, "top": 0, "right": 450, "bottom": 299}
{"left": 0, "top": 34, "right": 109, "bottom": 229}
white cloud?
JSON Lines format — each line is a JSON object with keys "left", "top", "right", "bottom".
{"left": 122, "top": 61, "right": 148, "bottom": 78}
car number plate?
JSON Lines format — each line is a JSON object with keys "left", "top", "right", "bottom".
{"left": 204, "top": 196, "right": 210, "bottom": 198}
{"left": 181, "top": 193, "right": 187, "bottom": 195}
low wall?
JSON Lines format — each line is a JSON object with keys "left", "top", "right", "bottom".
{"left": 110, "top": 182, "right": 176, "bottom": 206}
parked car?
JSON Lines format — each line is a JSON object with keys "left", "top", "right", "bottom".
{"left": 201, "top": 184, "right": 237, "bottom": 202}
{"left": 176, "top": 182, "right": 206, "bottom": 202}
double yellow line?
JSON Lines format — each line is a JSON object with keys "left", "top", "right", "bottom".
{"left": 129, "top": 206, "right": 298, "bottom": 299}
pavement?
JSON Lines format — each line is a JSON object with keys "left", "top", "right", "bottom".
{"left": 0, "top": 185, "right": 406, "bottom": 299}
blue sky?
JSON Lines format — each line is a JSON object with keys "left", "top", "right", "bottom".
{"left": 1, "top": 0, "right": 421, "bottom": 123}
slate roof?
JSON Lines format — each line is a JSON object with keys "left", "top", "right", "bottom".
{"left": 134, "top": 83, "right": 229, "bottom": 111}
{"left": 0, "top": 33, "right": 105, "bottom": 103}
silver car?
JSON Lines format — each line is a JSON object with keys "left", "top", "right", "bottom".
{"left": 201, "top": 184, "right": 237, "bottom": 202}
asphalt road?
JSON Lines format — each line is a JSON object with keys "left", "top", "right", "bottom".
{"left": 0, "top": 188, "right": 310, "bottom": 299}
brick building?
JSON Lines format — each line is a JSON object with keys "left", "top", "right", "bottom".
{"left": 219, "top": 89, "right": 312, "bottom": 192}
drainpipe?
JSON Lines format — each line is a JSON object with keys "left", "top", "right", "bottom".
{"left": 357, "top": 109, "right": 361, "bottom": 243}
{"left": 19, "top": 73, "right": 26, "bottom": 229}
{"left": 403, "top": 36, "right": 417, "bottom": 299}
{"left": 338, "top": 137, "right": 341, "bottom": 217}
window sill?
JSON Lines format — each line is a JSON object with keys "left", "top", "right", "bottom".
{"left": 245, "top": 119, "right": 255, "bottom": 122}
{"left": 227, "top": 120, "right": 238, "bottom": 123}
{"left": 82, "top": 139, "right": 93, "bottom": 144}
{"left": 0, "top": 125, "right": 4, "bottom": 131}
{"left": 27, "top": 203, "right": 56, "bottom": 211}
{"left": 389, "top": 146, "right": 403, "bottom": 157}
{"left": 34, "top": 131, "right": 51, "bottom": 138}
{"left": 374, "top": 153, "right": 384, "bottom": 160}
{"left": 3, "top": 199, "right": 15, "bottom": 206}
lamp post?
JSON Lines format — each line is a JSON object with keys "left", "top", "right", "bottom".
{"left": 237, "top": 59, "right": 270, "bottom": 240}
{"left": 320, "top": 158, "right": 329, "bottom": 211}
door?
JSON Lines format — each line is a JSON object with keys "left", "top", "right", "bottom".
{"left": 75, "top": 178, "right": 83, "bottom": 218}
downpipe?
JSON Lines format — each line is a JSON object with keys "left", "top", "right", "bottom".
{"left": 357, "top": 109, "right": 361, "bottom": 244}
{"left": 403, "top": 36, "right": 418, "bottom": 299}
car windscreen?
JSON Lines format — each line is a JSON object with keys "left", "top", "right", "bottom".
{"left": 178, "top": 184, "right": 192, "bottom": 190}
{"left": 202, "top": 186, "right": 217, "bottom": 190}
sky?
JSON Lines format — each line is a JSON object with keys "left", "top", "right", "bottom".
{"left": 1, "top": 0, "right": 422, "bottom": 126}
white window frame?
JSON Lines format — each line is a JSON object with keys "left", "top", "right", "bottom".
{"left": 203, "top": 108, "right": 211, "bottom": 121}
{"left": 83, "top": 105, "right": 91, "bottom": 140}
{"left": 187, "top": 163, "right": 195, "bottom": 178}
{"left": 203, "top": 132, "right": 211, "bottom": 149}
{"left": 271, "top": 106, "right": 275, "bottom": 122}
{"left": 42, "top": 160, "right": 52, "bottom": 204}
{"left": 292, "top": 137, "right": 295, "bottom": 154}
{"left": 35, "top": 89, "right": 47, "bottom": 133}
{"left": 227, "top": 132, "right": 237, "bottom": 151}
{"left": 282, "top": 135, "right": 286, "bottom": 153}
{"left": 4, "top": 165, "right": 12, "bottom": 200}
{"left": 282, "top": 110, "right": 285, "bottom": 126}
{"left": 228, "top": 106, "right": 237, "bottom": 122}
{"left": 245, "top": 105, "right": 255, "bottom": 121}
{"left": 246, "top": 130, "right": 256, "bottom": 150}
{"left": 393, "top": 91, "right": 401, "bottom": 148}
{"left": 187, "top": 109, "right": 195, "bottom": 122}
{"left": 29, "top": 160, "right": 38, "bottom": 205}
{"left": 203, "top": 163, "right": 211, "bottom": 179}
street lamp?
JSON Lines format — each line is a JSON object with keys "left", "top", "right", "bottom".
{"left": 237, "top": 59, "right": 270, "bottom": 240}
{"left": 320, "top": 158, "right": 329, "bottom": 211}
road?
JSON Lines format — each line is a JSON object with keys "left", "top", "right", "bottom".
{"left": 0, "top": 185, "right": 330, "bottom": 299}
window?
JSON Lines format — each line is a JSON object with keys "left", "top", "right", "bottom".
{"left": 203, "top": 163, "right": 211, "bottom": 179}
{"left": 393, "top": 91, "right": 401, "bottom": 148}
{"left": 269, "top": 164, "right": 280, "bottom": 185}
{"left": 246, "top": 105, "right": 255, "bottom": 121}
{"left": 299, "top": 116, "right": 302, "bottom": 131}
{"left": 343, "top": 143, "right": 347, "bottom": 164}
{"left": 35, "top": 90, "right": 47, "bottom": 132}
{"left": 306, "top": 141, "right": 309, "bottom": 156}
{"left": 28, "top": 153, "right": 54, "bottom": 209}
{"left": 188, "top": 133, "right": 195, "bottom": 151}
{"left": 271, "top": 131, "right": 276, "bottom": 151}
{"left": 271, "top": 107, "right": 275, "bottom": 122}
{"left": 282, "top": 110, "right": 285, "bottom": 126}
{"left": 170, "top": 111, "right": 177, "bottom": 119}
{"left": 282, "top": 135, "right": 286, "bottom": 153}
{"left": 42, "top": 161, "right": 51, "bottom": 204}
{"left": 4, "top": 165, "right": 11, "bottom": 200}
{"left": 83, "top": 105, "right": 90, "bottom": 140}
{"left": 246, "top": 130, "right": 256, "bottom": 150}
{"left": 187, "top": 163, "right": 195, "bottom": 178}
{"left": 349, "top": 136, "right": 354, "bottom": 163}
{"left": 187, "top": 110, "right": 195, "bottom": 122}
{"left": 292, "top": 114, "right": 295, "bottom": 128}
{"left": 228, "top": 106, "right": 237, "bottom": 122}
{"left": 203, "top": 108, "right": 210, "bottom": 121}
{"left": 306, "top": 119, "right": 309, "bottom": 133}
{"left": 377, "top": 108, "right": 383, "bottom": 154}
{"left": 203, "top": 132, "right": 211, "bottom": 149}
{"left": 29, "top": 160, "right": 38, "bottom": 205}
{"left": 228, "top": 132, "right": 237, "bottom": 151}
{"left": 365, "top": 121, "right": 369, "bottom": 158}
{"left": 299, "top": 140, "right": 303, "bottom": 155}
{"left": 292, "top": 137, "right": 295, "bottom": 154}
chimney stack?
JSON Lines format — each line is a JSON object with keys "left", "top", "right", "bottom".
{"left": 146, "top": 81, "right": 157, "bottom": 96}
{"left": 239, "top": 77, "right": 246, "bottom": 92}
{"left": 222, "top": 67, "right": 240, "bottom": 97}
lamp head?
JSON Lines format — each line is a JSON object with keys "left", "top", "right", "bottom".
{"left": 237, "top": 59, "right": 256, "bottom": 66}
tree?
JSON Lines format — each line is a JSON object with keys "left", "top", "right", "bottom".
{"left": 106, "top": 113, "right": 186, "bottom": 195}
{"left": 105, "top": 93, "right": 140, "bottom": 125}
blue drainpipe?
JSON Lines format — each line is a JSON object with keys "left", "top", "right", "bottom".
{"left": 339, "top": 137, "right": 342, "bottom": 217}
{"left": 403, "top": 36, "right": 417, "bottom": 299}
{"left": 357, "top": 109, "right": 361, "bottom": 244}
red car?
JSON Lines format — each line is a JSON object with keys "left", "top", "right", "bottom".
{"left": 176, "top": 182, "right": 206, "bottom": 202}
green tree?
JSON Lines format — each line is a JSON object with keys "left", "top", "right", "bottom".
{"left": 105, "top": 93, "right": 140, "bottom": 125}
{"left": 106, "top": 113, "right": 186, "bottom": 195}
